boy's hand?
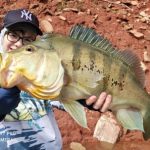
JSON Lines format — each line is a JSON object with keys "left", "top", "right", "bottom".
{"left": 86, "top": 92, "right": 112, "bottom": 112}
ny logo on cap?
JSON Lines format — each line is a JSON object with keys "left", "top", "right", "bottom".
{"left": 21, "top": 10, "right": 32, "bottom": 21}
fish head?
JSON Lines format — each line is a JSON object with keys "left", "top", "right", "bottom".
{"left": 0, "top": 36, "right": 64, "bottom": 99}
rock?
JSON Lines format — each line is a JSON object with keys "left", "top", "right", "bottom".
{"left": 129, "top": 29, "right": 144, "bottom": 39}
{"left": 58, "top": 15, "right": 67, "bottom": 21}
{"left": 93, "top": 111, "right": 121, "bottom": 144}
{"left": 141, "top": 61, "right": 149, "bottom": 72}
{"left": 40, "top": 19, "right": 54, "bottom": 33}
{"left": 143, "top": 51, "right": 150, "bottom": 62}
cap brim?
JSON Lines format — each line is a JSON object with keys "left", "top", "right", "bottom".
{"left": 5, "top": 21, "right": 43, "bottom": 35}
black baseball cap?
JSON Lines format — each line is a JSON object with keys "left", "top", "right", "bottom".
{"left": 3, "top": 9, "right": 42, "bottom": 35}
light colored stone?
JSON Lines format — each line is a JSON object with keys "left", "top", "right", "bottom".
{"left": 129, "top": 29, "right": 144, "bottom": 38}
{"left": 44, "top": 16, "right": 52, "bottom": 23}
{"left": 40, "top": 20, "right": 54, "bottom": 33}
{"left": 141, "top": 61, "right": 149, "bottom": 72}
{"left": 58, "top": 15, "right": 67, "bottom": 21}
{"left": 93, "top": 112, "right": 121, "bottom": 144}
{"left": 144, "top": 51, "right": 150, "bottom": 62}
{"left": 63, "top": 8, "right": 79, "bottom": 12}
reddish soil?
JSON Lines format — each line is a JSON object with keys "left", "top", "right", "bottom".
{"left": 1, "top": 0, "right": 150, "bottom": 149}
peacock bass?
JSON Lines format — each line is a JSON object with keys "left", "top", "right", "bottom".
{"left": 0, "top": 25, "right": 150, "bottom": 139}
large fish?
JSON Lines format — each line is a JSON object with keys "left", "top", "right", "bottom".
{"left": 0, "top": 25, "right": 150, "bottom": 139}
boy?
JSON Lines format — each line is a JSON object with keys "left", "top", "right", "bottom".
{"left": 0, "top": 9, "right": 112, "bottom": 149}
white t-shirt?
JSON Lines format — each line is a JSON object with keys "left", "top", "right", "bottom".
{"left": 0, "top": 91, "right": 62, "bottom": 150}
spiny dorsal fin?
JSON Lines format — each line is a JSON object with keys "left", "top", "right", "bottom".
{"left": 118, "top": 50, "right": 145, "bottom": 87}
{"left": 69, "top": 25, "right": 145, "bottom": 87}
{"left": 69, "top": 24, "right": 117, "bottom": 54}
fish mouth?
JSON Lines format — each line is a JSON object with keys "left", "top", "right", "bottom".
{"left": 26, "top": 86, "right": 61, "bottom": 100}
{"left": 0, "top": 69, "right": 22, "bottom": 88}
{"left": 18, "top": 77, "right": 63, "bottom": 100}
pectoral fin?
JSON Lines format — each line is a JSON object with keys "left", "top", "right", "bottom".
{"left": 116, "top": 108, "right": 144, "bottom": 132}
{"left": 62, "top": 100, "right": 88, "bottom": 128}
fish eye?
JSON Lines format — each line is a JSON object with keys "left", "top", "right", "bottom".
{"left": 25, "top": 46, "right": 35, "bottom": 52}
{"left": 26, "top": 47, "right": 33, "bottom": 52}
{"left": 22, "top": 45, "right": 35, "bottom": 54}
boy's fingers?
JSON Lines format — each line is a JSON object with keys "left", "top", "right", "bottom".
{"left": 100, "top": 95, "right": 112, "bottom": 112}
{"left": 86, "top": 95, "right": 97, "bottom": 105}
{"left": 93, "top": 92, "right": 107, "bottom": 109}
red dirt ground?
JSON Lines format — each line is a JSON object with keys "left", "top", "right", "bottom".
{"left": 1, "top": 0, "right": 150, "bottom": 149}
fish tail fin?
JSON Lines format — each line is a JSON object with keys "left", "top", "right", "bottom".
{"left": 62, "top": 100, "right": 88, "bottom": 128}
{"left": 143, "top": 110, "right": 150, "bottom": 139}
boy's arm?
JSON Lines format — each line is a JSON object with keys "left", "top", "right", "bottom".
{"left": 0, "top": 87, "right": 21, "bottom": 121}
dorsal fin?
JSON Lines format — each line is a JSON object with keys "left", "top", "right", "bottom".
{"left": 69, "top": 24, "right": 145, "bottom": 87}
{"left": 69, "top": 24, "right": 117, "bottom": 54}
{"left": 117, "top": 50, "right": 145, "bottom": 87}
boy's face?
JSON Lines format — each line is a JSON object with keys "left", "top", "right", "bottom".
{"left": 2, "top": 25, "right": 37, "bottom": 52}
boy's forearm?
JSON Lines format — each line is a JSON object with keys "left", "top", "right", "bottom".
{"left": 0, "top": 114, "right": 6, "bottom": 121}
{"left": 0, "top": 87, "right": 20, "bottom": 115}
